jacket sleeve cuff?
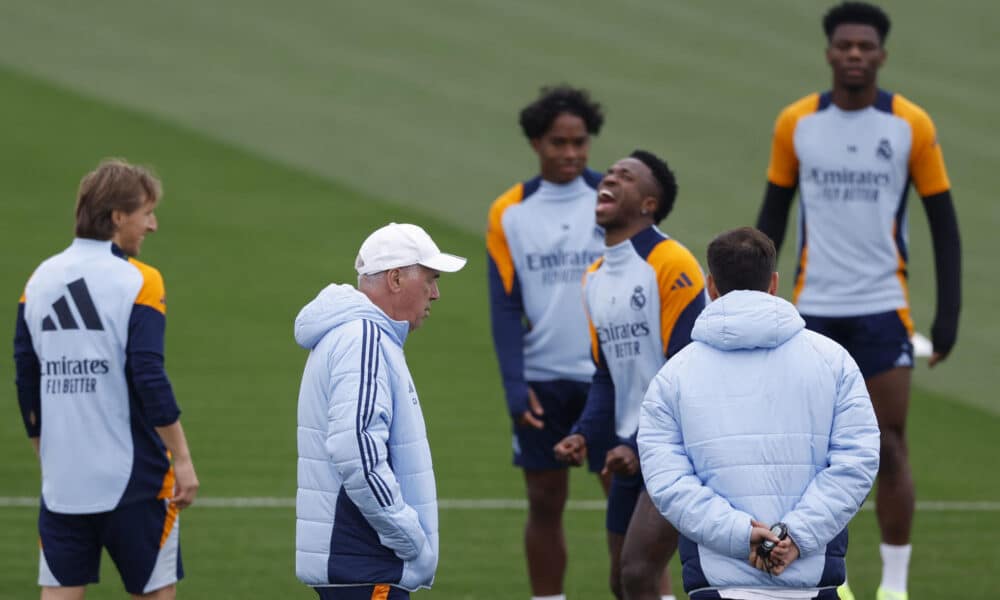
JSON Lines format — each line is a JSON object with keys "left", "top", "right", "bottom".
{"left": 505, "top": 381, "right": 529, "bottom": 419}
{"left": 781, "top": 515, "right": 817, "bottom": 556}
{"left": 728, "top": 512, "right": 754, "bottom": 558}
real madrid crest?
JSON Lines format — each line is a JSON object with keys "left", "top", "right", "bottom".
{"left": 630, "top": 286, "right": 646, "bottom": 310}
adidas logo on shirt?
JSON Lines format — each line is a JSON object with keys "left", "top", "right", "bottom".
{"left": 41, "top": 278, "right": 104, "bottom": 332}
{"left": 670, "top": 272, "right": 694, "bottom": 290}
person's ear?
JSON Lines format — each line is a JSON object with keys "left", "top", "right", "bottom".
{"left": 641, "top": 196, "right": 658, "bottom": 218}
{"left": 386, "top": 268, "right": 403, "bottom": 293}
{"left": 707, "top": 274, "right": 720, "bottom": 301}
{"left": 768, "top": 272, "right": 779, "bottom": 296}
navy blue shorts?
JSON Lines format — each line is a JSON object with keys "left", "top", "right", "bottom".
{"left": 38, "top": 498, "right": 182, "bottom": 594}
{"left": 513, "top": 379, "right": 613, "bottom": 472}
{"left": 315, "top": 584, "right": 409, "bottom": 599}
{"left": 606, "top": 471, "right": 644, "bottom": 535}
{"left": 803, "top": 310, "right": 913, "bottom": 379}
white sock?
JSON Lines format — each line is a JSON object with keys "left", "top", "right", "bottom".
{"left": 531, "top": 596, "right": 566, "bottom": 600}
{"left": 879, "top": 543, "right": 912, "bottom": 592}
{"left": 662, "top": 596, "right": 677, "bottom": 600}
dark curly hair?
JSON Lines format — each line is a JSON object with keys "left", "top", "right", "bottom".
{"left": 823, "top": 2, "right": 890, "bottom": 43}
{"left": 518, "top": 85, "right": 604, "bottom": 140}
{"left": 629, "top": 150, "right": 677, "bottom": 224}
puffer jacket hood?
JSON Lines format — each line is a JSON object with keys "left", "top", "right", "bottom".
{"left": 639, "top": 288, "right": 880, "bottom": 594}
{"left": 294, "top": 283, "right": 408, "bottom": 350}
{"left": 692, "top": 289, "right": 804, "bottom": 351}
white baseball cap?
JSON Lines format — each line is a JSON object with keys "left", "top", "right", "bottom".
{"left": 355, "top": 223, "right": 467, "bottom": 275}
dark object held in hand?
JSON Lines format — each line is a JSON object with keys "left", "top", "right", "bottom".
{"left": 757, "top": 522, "right": 788, "bottom": 561}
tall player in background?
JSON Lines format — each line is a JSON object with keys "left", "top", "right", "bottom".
{"left": 14, "top": 159, "right": 199, "bottom": 599}
{"left": 486, "top": 85, "right": 612, "bottom": 600}
{"left": 556, "top": 151, "right": 706, "bottom": 600}
{"left": 755, "top": 4, "right": 962, "bottom": 600}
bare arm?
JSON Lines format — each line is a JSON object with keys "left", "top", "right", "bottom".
{"left": 155, "top": 421, "right": 199, "bottom": 509}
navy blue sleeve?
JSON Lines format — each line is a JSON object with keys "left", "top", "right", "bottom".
{"left": 126, "top": 304, "right": 180, "bottom": 427}
{"left": 921, "top": 190, "right": 962, "bottom": 356}
{"left": 14, "top": 303, "right": 41, "bottom": 437}
{"left": 573, "top": 350, "right": 615, "bottom": 444}
{"left": 487, "top": 254, "right": 530, "bottom": 420}
{"left": 756, "top": 182, "right": 797, "bottom": 257}
{"left": 666, "top": 291, "right": 707, "bottom": 359}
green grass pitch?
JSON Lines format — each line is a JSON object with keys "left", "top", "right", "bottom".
{"left": 1, "top": 1, "right": 998, "bottom": 598}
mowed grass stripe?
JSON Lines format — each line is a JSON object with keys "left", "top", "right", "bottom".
{"left": 0, "top": 63, "right": 514, "bottom": 500}
{"left": 4, "top": 497, "right": 1000, "bottom": 512}
{"left": 0, "top": 30, "right": 998, "bottom": 599}
{"left": 1, "top": 1, "right": 995, "bottom": 413}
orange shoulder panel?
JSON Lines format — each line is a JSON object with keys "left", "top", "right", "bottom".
{"left": 893, "top": 94, "right": 951, "bottom": 197}
{"left": 647, "top": 240, "right": 706, "bottom": 356}
{"left": 128, "top": 258, "right": 167, "bottom": 315}
{"left": 19, "top": 271, "right": 36, "bottom": 303}
{"left": 486, "top": 183, "right": 525, "bottom": 295}
{"left": 584, "top": 258, "right": 605, "bottom": 365}
{"left": 767, "top": 93, "right": 821, "bottom": 188}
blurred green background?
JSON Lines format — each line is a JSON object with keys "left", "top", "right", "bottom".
{"left": 1, "top": 1, "right": 996, "bottom": 598}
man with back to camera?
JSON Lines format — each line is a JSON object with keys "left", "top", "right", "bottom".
{"left": 555, "top": 150, "right": 706, "bottom": 600}
{"left": 14, "top": 159, "right": 199, "bottom": 599}
{"left": 755, "top": 3, "right": 962, "bottom": 599}
{"left": 294, "top": 222, "right": 466, "bottom": 599}
{"left": 638, "top": 226, "right": 881, "bottom": 600}
{"left": 486, "top": 85, "right": 616, "bottom": 600}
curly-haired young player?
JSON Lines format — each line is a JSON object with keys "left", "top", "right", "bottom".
{"left": 486, "top": 85, "right": 612, "bottom": 600}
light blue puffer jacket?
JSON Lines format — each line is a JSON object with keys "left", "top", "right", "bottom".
{"left": 294, "top": 284, "right": 438, "bottom": 591}
{"left": 638, "top": 290, "right": 879, "bottom": 595}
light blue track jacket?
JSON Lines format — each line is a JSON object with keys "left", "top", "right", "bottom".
{"left": 294, "top": 284, "right": 437, "bottom": 591}
{"left": 638, "top": 290, "right": 879, "bottom": 595}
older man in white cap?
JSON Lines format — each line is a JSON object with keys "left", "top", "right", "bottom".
{"left": 293, "top": 223, "right": 466, "bottom": 600}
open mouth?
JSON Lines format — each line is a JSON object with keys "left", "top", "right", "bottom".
{"left": 596, "top": 189, "right": 616, "bottom": 217}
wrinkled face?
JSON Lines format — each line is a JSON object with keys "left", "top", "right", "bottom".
{"left": 396, "top": 265, "right": 441, "bottom": 331}
{"left": 827, "top": 24, "right": 885, "bottom": 92}
{"left": 595, "top": 158, "right": 657, "bottom": 230}
{"left": 531, "top": 112, "right": 590, "bottom": 184}
{"left": 112, "top": 198, "right": 158, "bottom": 257}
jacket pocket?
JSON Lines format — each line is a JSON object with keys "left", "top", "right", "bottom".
{"left": 399, "top": 540, "right": 437, "bottom": 590}
{"left": 328, "top": 489, "right": 404, "bottom": 585}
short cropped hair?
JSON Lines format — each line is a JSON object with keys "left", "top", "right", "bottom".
{"left": 629, "top": 149, "right": 677, "bottom": 224}
{"left": 706, "top": 227, "right": 776, "bottom": 295}
{"left": 823, "top": 2, "right": 891, "bottom": 43}
{"left": 75, "top": 159, "right": 162, "bottom": 240}
{"left": 518, "top": 85, "right": 604, "bottom": 140}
